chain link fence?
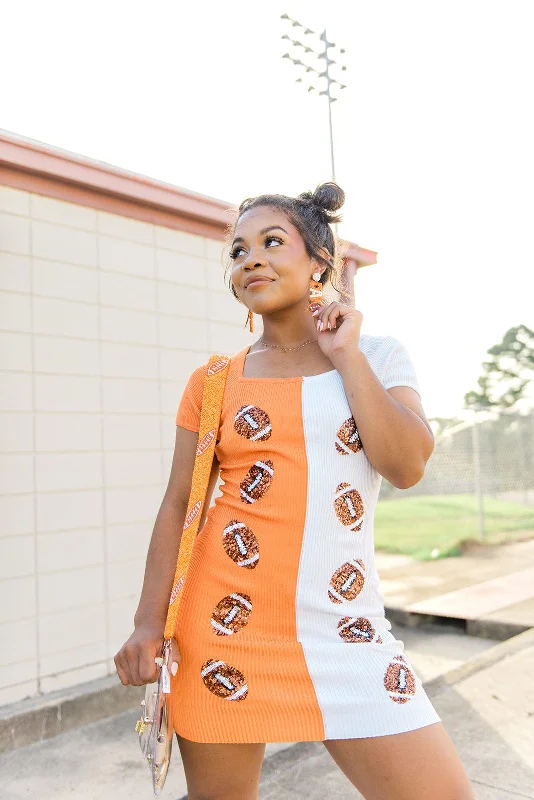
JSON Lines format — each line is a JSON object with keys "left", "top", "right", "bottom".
{"left": 376, "top": 410, "right": 534, "bottom": 558}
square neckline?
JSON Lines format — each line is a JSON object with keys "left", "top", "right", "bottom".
{"left": 238, "top": 344, "right": 338, "bottom": 382}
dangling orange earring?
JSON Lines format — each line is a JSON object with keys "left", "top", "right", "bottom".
{"left": 308, "top": 272, "right": 323, "bottom": 313}
{"left": 245, "top": 309, "right": 254, "bottom": 332}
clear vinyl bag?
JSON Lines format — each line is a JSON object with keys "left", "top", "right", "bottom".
{"left": 136, "top": 639, "right": 174, "bottom": 795}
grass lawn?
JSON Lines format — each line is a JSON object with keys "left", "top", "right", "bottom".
{"left": 374, "top": 494, "right": 534, "bottom": 560}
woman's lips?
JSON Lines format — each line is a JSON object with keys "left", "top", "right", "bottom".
{"left": 245, "top": 279, "right": 274, "bottom": 289}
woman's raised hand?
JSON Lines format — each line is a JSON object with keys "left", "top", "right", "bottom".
{"left": 312, "top": 301, "right": 363, "bottom": 362}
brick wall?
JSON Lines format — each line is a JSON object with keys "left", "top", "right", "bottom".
{"left": 0, "top": 185, "right": 256, "bottom": 705}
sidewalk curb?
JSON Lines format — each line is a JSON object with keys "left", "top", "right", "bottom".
{"left": 0, "top": 675, "right": 142, "bottom": 755}
{"left": 424, "top": 625, "right": 534, "bottom": 700}
{"left": 384, "top": 605, "right": 530, "bottom": 642}
{"left": 1, "top": 619, "right": 532, "bottom": 756}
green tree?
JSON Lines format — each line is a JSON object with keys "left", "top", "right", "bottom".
{"left": 465, "top": 324, "right": 534, "bottom": 410}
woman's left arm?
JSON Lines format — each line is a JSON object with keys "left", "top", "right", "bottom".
{"left": 314, "top": 302, "right": 434, "bottom": 490}
{"left": 336, "top": 348, "right": 433, "bottom": 488}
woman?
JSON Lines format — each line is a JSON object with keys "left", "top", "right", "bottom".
{"left": 115, "top": 183, "right": 473, "bottom": 799}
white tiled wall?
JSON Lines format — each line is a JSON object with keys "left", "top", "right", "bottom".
{"left": 0, "top": 185, "right": 257, "bottom": 706}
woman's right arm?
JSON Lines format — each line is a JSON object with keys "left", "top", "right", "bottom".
{"left": 114, "top": 424, "right": 220, "bottom": 686}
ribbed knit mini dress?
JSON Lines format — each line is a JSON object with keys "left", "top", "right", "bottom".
{"left": 170, "top": 334, "right": 440, "bottom": 743}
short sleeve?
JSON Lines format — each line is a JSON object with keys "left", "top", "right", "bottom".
{"left": 381, "top": 338, "right": 421, "bottom": 398}
{"left": 175, "top": 364, "right": 206, "bottom": 432}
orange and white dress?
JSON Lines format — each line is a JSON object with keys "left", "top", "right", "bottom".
{"left": 170, "top": 334, "right": 440, "bottom": 743}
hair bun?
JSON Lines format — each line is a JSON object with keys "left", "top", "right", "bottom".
{"left": 296, "top": 182, "right": 344, "bottom": 225}
{"left": 312, "top": 182, "right": 345, "bottom": 213}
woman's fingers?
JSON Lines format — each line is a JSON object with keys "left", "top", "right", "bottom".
{"left": 313, "top": 302, "right": 329, "bottom": 330}
{"left": 114, "top": 655, "right": 131, "bottom": 686}
{"left": 114, "top": 624, "right": 165, "bottom": 686}
{"left": 314, "top": 302, "right": 341, "bottom": 331}
{"left": 114, "top": 632, "right": 182, "bottom": 685}
{"left": 327, "top": 306, "right": 343, "bottom": 330}
{"left": 114, "top": 648, "right": 135, "bottom": 686}
{"left": 324, "top": 307, "right": 337, "bottom": 330}
{"left": 138, "top": 645, "right": 159, "bottom": 684}
{"left": 125, "top": 643, "right": 145, "bottom": 685}
{"left": 115, "top": 638, "right": 178, "bottom": 685}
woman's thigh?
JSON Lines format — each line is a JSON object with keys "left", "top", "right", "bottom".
{"left": 177, "top": 734, "right": 266, "bottom": 800}
{"left": 323, "top": 722, "right": 474, "bottom": 800}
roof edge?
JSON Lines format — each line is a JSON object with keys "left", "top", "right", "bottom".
{"left": 0, "top": 130, "right": 377, "bottom": 266}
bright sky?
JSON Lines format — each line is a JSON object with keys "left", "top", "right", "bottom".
{"left": 2, "top": 1, "right": 533, "bottom": 418}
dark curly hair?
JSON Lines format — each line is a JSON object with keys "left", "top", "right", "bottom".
{"left": 224, "top": 181, "right": 349, "bottom": 302}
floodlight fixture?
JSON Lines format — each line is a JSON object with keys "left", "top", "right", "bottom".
{"left": 280, "top": 14, "right": 348, "bottom": 182}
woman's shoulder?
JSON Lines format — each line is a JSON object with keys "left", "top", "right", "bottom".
{"left": 185, "top": 347, "right": 243, "bottom": 380}
{"left": 358, "top": 333, "right": 405, "bottom": 361}
{"left": 176, "top": 352, "right": 239, "bottom": 431}
{"left": 359, "top": 333, "right": 420, "bottom": 394}
{"left": 182, "top": 349, "right": 243, "bottom": 397}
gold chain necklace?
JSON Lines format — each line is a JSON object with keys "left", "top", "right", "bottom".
{"left": 259, "top": 337, "right": 315, "bottom": 354}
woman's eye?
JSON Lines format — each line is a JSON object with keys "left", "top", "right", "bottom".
{"left": 265, "top": 236, "right": 283, "bottom": 248}
{"left": 230, "top": 246, "right": 245, "bottom": 260}
{"left": 230, "top": 236, "right": 282, "bottom": 260}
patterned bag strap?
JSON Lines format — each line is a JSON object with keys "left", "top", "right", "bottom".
{"left": 163, "top": 354, "right": 231, "bottom": 640}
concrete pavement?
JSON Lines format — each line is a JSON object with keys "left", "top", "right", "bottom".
{"left": 0, "top": 624, "right": 506, "bottom": 800}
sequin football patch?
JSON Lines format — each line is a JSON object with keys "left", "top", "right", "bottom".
{"left": 222, "top": 521, "right": 259, "bottom": 569}
{"left": 334, "top": 482, "right": 364, "bottom": 531}
{"left": 384, "top": 654, "right": 417, "bottom": 704}
{"left": 234, "top": 405, "right": 272, "bottom": 441}
{"left": 201, "top": 659, "right": 248, "bottom": 701}
{"left": 240, "top": 460, "right": 274, "bottom": 504}
{"left": 335, "top": 417, "right": 362, "bottom": 455}
{"left": 337, "top": 616, "right": 376, "bottom": 643}
{"left": 211, "top": 593, "right": 252, "bottom": 636}
{"left": 328, "top": 559, "right": 366, "bottom": 604}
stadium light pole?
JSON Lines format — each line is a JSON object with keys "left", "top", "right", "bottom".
{"left": 280, "top": 13, "right": 347, "bottom": 183}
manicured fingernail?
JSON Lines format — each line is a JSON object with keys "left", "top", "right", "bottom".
{"left": 317, "top": 320, "right": 322, "bottom": 331}
{"left": 171, "top": 661, "right": 178, "bottom": 676}
{"left": 327, "top": 321, "right": 331, "bottom": 330}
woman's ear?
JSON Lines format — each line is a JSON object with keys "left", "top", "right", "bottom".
{"left": 316, "top": 247, "right": 332, "bottom": 268}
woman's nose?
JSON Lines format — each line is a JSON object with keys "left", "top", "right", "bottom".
{"left": 243, "top": 252, "right": 266, "bottom": 270}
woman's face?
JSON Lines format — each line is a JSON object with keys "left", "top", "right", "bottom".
{"left": 230, "top": 206, "right": 320, "bottom": 314}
